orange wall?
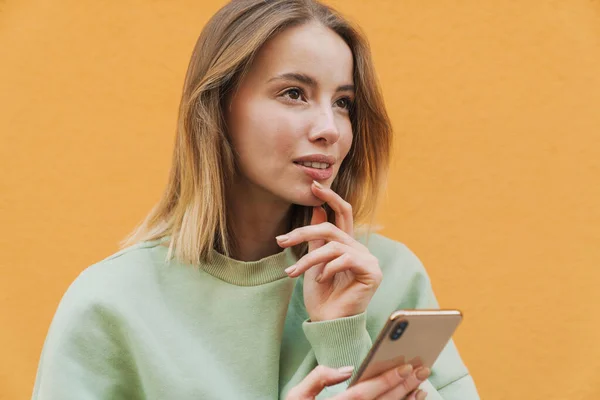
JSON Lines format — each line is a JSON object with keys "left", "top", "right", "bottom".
{"left": 2, "top": 1, "right": 599, "bottom": 399}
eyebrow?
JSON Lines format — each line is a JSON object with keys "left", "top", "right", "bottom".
{"left": 267, "top": 72, "right": 355, "bottom": 93}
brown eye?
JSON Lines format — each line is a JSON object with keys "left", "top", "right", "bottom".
{"left": 336, "top": 97, "right": 353, "bottom": 110}
{"left": 285, "top": 88, "right": 302, "bottom": 100}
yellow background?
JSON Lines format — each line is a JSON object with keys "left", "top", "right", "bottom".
{"left": 2, "top": 1, "right": 599, "bottom": 399}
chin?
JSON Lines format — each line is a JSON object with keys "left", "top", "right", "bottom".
{"left": 299, "top": 199, "right": 325, "bottom": 207}
{"left": 289, "top": 192, "right": 326, "bottom": 207}
{"left": 278, "top": 179, "right": 332, "bottom": 207}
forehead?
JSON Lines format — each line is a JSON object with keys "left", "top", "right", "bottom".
{"left": 248, "top": 22, "right": 354, "bottom": 86}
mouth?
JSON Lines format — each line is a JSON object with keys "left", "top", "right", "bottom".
{"left": 293, "top": 161, "right": 331, "bottom": 170}
{"left": 293, "top": 161, "right": 333, "bottom": 180}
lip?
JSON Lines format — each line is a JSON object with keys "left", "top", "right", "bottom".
{"left": 294, "top": 162, "right": 333, "bottom": 180}
{"left": 293, "top": 154, "right": 336, "bottom": 165}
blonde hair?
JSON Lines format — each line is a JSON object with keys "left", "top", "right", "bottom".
{"left": 120, "top": 0, "right": 393, "bottom": 265}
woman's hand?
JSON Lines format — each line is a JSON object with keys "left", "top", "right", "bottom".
{"left": 285, "top": 364, "right": 430, "bottom": 400}
{"left": 277, "top": 180, "right": 383, "bottom": 322}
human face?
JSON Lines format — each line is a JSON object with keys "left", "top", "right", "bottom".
{"left": 226, "top": 22, "right": 355, "bottom": 207}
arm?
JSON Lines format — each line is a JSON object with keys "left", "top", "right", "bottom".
{"left": 32, "top": 277, "right": 141, "bottom": 399}
{"left": 301, "top": 240, "right": 481, "bottom": 400}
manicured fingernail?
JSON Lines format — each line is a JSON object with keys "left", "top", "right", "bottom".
{"left": 285, "top": 265, "right": 296, "bottom": 274}
{"left": 416, "top": 389, "right": 427, "bottom": 400}
{"left": 312, "top": 180, "right": 323, "bottom": 189}
{"left": 276, "top": 235, "right": 289, "bottom": 242}
{"left": 337, "top": 366, "right": 354, "bottom": 375}
{"left": 415, "top": 367, "right": 430, "bottom": 381}
{"left": 397, "top": 364, "right": 413, "bottom": 378}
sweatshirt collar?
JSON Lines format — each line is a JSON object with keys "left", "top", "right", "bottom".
{"left": 152, "top": 236, "right": 298, "bottom": 286}
{"left": 202, "top": 246, "right": 298, "bottom": 286}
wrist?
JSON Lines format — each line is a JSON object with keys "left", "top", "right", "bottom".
{"left": 309, "top": 309, "right": 366, "bottom": 323}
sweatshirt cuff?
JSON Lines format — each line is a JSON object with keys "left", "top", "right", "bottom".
{"left": 302, "top": 312, "right": 373, "bottom": 369}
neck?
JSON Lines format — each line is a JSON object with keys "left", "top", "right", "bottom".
{"left": 227, "top": 179, "right": 293, "bottom": 262}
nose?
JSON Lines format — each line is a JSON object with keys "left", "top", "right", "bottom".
{"left": 308, "top": 106, "right": 340, "bottom": 144}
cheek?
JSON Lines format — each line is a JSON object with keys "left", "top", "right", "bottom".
{"left": 230, "top": 101, "right": 302, "bottom": 168}
{"left": 231, "top": 102, "right": 270, "bottom": 152}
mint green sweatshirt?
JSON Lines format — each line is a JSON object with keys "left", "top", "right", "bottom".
{"left": 32, "top": 233, "right": 480, "bottom": 399}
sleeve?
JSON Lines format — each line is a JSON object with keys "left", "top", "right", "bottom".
{"left": 302, "top": 312, "right": 372, "bottom": 368}
{"left": 301, "top": 312, "right": 372, "bottom": 399}
{"left": 31, "top": 278, "right": 141, "bottom": 400}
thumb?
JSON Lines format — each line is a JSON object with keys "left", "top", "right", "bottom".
{"left": 308, "top": 206, "right": 327, "bottom": 253}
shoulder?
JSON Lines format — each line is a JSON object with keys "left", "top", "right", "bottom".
{"left": 54, "top": 240, "right": 167, "bottom": 317}
{"left": 35, "top": 242, "right": 169, "bottom": 397}
{"left": 356, "top": 232, "right": 439, "bottom": 329}
{"left": 357, "top": 232, "right": 431, "bottom": 287}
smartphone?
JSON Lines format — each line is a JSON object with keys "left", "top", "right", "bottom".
{"left": 348, "top": 309, "right": 463, "bottom": 387}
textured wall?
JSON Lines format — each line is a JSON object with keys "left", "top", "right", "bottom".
{"left": 1, "top": 1, "right": 599, "bottom": 399}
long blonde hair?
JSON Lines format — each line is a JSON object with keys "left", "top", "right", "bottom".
{"left": 120, "top": 0, "right": 393, "bottom": 265}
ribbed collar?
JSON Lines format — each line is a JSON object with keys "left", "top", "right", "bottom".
{"left": 150, "top": 236, "right": 298, "bottom": 286}
{"left": 203, "top": 246, "right": 297, "bottom": 286}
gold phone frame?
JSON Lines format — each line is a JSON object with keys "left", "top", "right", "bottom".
{"left": 348, "top": 309, "right": 463, "bottom": 387}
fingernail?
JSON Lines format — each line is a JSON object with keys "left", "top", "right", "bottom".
{"left": 312, "top": 180, "right": 323, "bottom": 189}
{"left": 397, "top": 364, "right": 413, "bottom": 378}
{"left": 276, "top": 235, "right": 289, "bottom": 242}
{"left": 415, "top": 367, "right": 430, "bottom": 381}
{"left": 416, "top": 389, "right": 427, "bottom": 400}
{"left": 337, "top": 366, "right": 354, "bottom": 375}
{"left": 285, "top": 265, "right": 296, "bottom": 274}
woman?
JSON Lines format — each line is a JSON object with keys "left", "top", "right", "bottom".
{"left": 32, "top": 1, "right": 480, "bottom": 399}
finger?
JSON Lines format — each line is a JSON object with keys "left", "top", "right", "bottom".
{"left": 308, "top": 206, "right": 327, "bottom": 253}
{"left": 390, "top": 388, "right": 426, "bottom": 400}
{"left": 318, "top": 252, "right": 381, "bottom": 286}
{"left": 276, "top": 221, "right": 360, "bottom": 250}
{"left": 378, "top": 381, "right": 426, "bottom": 400}
{"left": 415, "top": 389, "right": 428, "bottom": 400}
{"left": 284, "top": 241, "right": 352, "bottom": 278}
{"left": 287, "top": 365, "right": 354, "bottom": 400}
{"left": 311, "top": 180, "right": 354, "bottom": 237}
{"left": 377, "top": 367, "right": 431, "bottom": 400}
{"left": 286, "top": 243, "right": 379, "bottom": 286}
{"left": 405, "top": 390, "right": 419, "bottom": 400}
{"left": 305, "top": 207, "right": 327, "bottom": 282}
{"left": 333, "top": 364, "right": 414, "bottom": 400}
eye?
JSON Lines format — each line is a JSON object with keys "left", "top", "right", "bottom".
{"left": 335, "top": 97, "right": 354, "bottom": 111}
{"left": 281, "top": 88, "right": 305, "bottom": 102}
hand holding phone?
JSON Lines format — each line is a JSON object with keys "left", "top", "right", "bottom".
{"left": 286, "top": 362, "right": 430, "bottom": 400}
{"left": 286, "top": 309, "right": 461, "bottom": 400}
{"left": 349, "top": 309, "right": 463, "bottom": 387}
